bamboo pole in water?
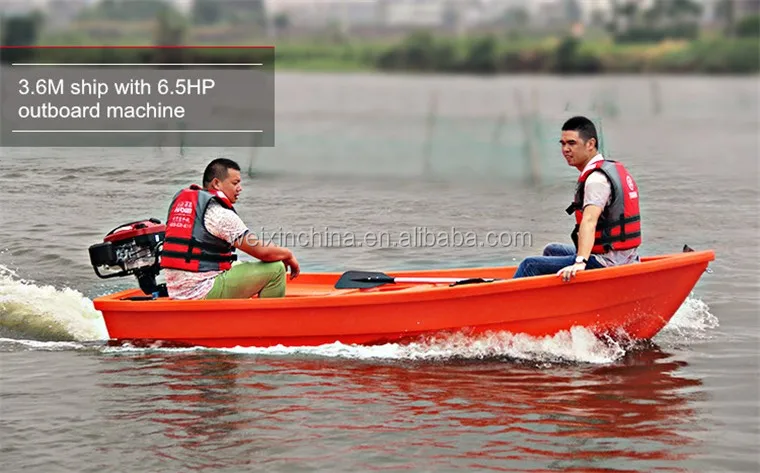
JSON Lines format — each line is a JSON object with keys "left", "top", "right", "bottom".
{"left": 491, "top": 111, "right": 506, "bottom": 150}
{"left": 248, "top": 132, "right": 260, "bottom": 178}
{"left": 650, "top": 79, "right": 662, "bottom": 116}
{"left": 422, "top": 90, "right": 438, "bottom": 176}
{"left": 178, "top": 120, "right": 185, "bottom": 157}
{"left": 529, "top": 88, "right": 542, "bottom": 185}
{"left": 513, "top": 88, "right": 541, "bottom": 186}
{"left": 592, "top": 101, "right": 608, "bottom": 159}
{"left": 158, "top": 120, "right": 185, "bottom": 156}
{"left": 513, "top": 89, "right": 528, "bottom": 180}
{"left": 490, "top": 110, "right": 507, "bottom": 174}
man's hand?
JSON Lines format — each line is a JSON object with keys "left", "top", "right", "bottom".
{"left": 284, "top": 255, "right": 300, "bottom": 280}
{"left": 557, "top": 261, "right": 586, "bottom": 282}
{"left": 564, "top": 203, "right": 602, "bottom": 283}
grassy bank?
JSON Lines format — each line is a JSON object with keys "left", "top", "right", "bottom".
{"left": 22, "top": 25, "right": 760, "bottom": 75}
{"left": 272, "top": 41, "right": 385, "bottom": 72}
{"left": 273, "top": 34, "right": 759, "bottom": 74}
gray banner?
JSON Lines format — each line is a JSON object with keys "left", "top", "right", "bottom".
{"left": 0, "top": 64, "right": 274, "bottom": 147}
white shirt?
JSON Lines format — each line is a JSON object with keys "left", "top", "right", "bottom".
{"left": 581, "top": 153, "right": 605, "bottom": 175}
{"left": 579, "top": 153, "right": 640, "bottom": 267}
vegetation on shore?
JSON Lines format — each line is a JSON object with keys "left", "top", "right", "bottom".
{"left": 273, "top": 32, "right": 759, "bottom": 74}
{"left": 267, "top": 8, "right": 760, "bottom": 75}
{"left": 1, "top": 0, "right": 758, "bottom": 75}
{"left": 5, "top": 29, "right": 757, "bottom": 75}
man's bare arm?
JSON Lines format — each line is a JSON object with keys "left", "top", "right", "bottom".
{"left": 233, "top": 232, "right": 294, "bottom": 262}
{"left": 576, "top": 204, "right": 603, "bottom": 260}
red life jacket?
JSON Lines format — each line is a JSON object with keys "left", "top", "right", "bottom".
{"left": 159, "top": 184, "right": 238, "bottom": 272}
{"left": 565, "top": 159, "right": 642, "bottom": 254}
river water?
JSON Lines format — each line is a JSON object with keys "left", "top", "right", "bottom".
{"left": 1, "top": 73, "right": 758, "bottom": 472}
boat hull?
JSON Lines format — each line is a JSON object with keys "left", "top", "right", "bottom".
{"left": 93, "top": 250, "right": 715, "bottom": 348}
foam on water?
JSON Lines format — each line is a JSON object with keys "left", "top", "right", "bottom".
{"left": 102, "top": 296, "right": 718, "bottom": 364}
{"left": 0, "top": 265, "right": 109, "bottom": 343}
{"left": 219, "top": 325, "right": 628, "bottom": 364}
{"left": 663, "top": 296, "right": 720, "bottom": 334}
{"left": 97, "top": 328, "right": 626, "bottom": 365}
{"left": 653, "top": 294, "right": 720, "bottom": 345}
{"left": 0, "top": 338, "right": 94, "bottom": 352}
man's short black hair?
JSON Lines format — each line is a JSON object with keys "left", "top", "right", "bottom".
{"left": 203, "top": 158, "right": 241, "bottom": 188}
{"left": 562, "top": 116, "right": 599, "bottom": 150}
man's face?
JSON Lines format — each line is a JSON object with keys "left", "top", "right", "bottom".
{"left": 560, "top": 130, "right": 595, "bottom": 168}
{"left": 210, "top": 168, "right": 242, "bottom": 204}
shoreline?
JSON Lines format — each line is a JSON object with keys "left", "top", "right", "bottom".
{"left": 272, "top": 62, "right": 760, "bottom": 76}
{"left": 17, "top": 30, "right": 758, "bottom": 75}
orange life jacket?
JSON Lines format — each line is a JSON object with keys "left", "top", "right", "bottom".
{"left": 565, "top": 159, "right": 642, "bottom": 254}
{"left": 159, "top": 184, "right": 238, "bottom": 272}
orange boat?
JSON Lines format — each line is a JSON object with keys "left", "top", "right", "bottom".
{"left": 88, "top": 220, "right": 715, "bottom": 349}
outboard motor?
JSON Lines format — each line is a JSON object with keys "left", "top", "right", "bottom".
{"left": 88, "top": 218, "right": 168, "bottom": 297}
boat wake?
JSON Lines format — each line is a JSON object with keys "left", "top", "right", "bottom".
{"left": 652, "top": 295, "right": 719, "bottom": 344}
{"left": 0, "top": 264, "right": 719, "bottom": 364}
{"left": 0, "top": 265, "right": 108, "bottom": 345}
{"left": 184, "top": 297, "right": 720, "bottom": 364}
{"left": 218, "top": 326, "right": 629, "bottom": 364}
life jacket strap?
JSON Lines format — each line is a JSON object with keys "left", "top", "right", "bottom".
{"left": 164, "top": 236, "right": 233, "bottom": 253}
{"left": 162, "top": 236, "right": 236, "bottom": 264}
{"left": 596, "top": 232, "right": 642, "bottom": 245}
{"left": 161, "top": 250, "right": 237, "bottom": 263}
{"left": 565, "top": 202, "right": 579, "bottom": 215}
{"left": 596, "top": 213, "right": 641, "bottom": 248}
{"left": 595, "top": 214, "right": 640, "bottom": 231}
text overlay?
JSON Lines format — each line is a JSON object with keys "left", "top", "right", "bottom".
{"left": 0, "top": 47, "right": 274, "bottom": 147}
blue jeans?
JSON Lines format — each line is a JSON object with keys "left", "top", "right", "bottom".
{"left": 512, "top": 243, "right": 604, "bottom": 278}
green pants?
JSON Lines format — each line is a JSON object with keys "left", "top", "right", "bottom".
{"left": 204, "top": 261, "right": 287, "bottom": 299}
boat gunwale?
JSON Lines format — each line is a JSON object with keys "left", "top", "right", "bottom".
{"left": 92, "top": 250, "right": 715, "bottom": 312}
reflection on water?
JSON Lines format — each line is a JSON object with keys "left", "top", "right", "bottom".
{"left": 97, "top": 347, "right": 704, "bottom": 472}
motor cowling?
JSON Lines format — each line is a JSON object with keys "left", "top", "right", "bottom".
{"left": 89, "top": 218, "right": 168, "bottom": 297}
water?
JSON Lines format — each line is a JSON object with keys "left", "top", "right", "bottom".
{"left": 1, "top": 73, "right": 758, "bottom": 472}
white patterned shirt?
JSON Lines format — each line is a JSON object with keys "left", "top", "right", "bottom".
{"left": 163, "top": 201, "right": 249, "bottom": 300}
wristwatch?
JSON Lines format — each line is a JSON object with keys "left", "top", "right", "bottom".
{"left": 575, "top": 256, "right": 588, "bottom": 265}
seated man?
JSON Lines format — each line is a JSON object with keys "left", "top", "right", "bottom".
{"left": 513, "top": 116, "right": 642, "bottom": 282}
{"left": 160, "top": 158, "right": 300, "bottom": 299}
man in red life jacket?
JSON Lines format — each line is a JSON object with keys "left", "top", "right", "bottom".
{"left": 161, "top": 158, "right": 300, "bottom": 299}
{"left": 513, "top": 116, "right": 641, "bottom": 281}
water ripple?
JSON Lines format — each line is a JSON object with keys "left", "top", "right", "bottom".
{"left": 27, "top": 349, "right": 700, "bottom": 472}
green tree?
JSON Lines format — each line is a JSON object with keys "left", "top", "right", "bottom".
{"left": 643, "top": 0, "right": 702, "bottom": 26}
{"left": 1, "top": 13, "right": 42, "bottom": 46}
{"left": 613, "top": 0, "right": 702, "bottom": 42}
{"left": 463, "top": 35, "right": 497, "bottom": 73}
{"left": 1, "top": 12, "right": 44, "bottom": 63}
{"left": 154, "top": 4, "right": 187, "bottom": 46}
{"left": 735, "top": 13, "right": 760, "bottom": 37}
